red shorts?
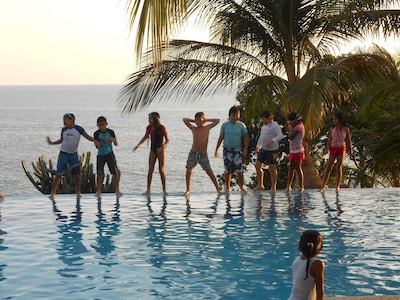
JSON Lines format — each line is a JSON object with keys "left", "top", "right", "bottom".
{"left": 288, "top": 151, "right": 305, "bottom": 163}
{"left": 330, "top": 146, "right": 345, "bottom": 156}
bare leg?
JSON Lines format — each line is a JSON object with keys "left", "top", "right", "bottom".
{"left": 238, "top": 172, "right": 247, "bottom": 194}
{"left": 268, "top": 164, "right": 278, "bottom": 193}
{"left": 225, "top": 172, "right": 232, "bottom": 194}
{"left": 205, "top": 169, "right": 222, "bottom": 194}
{"left": 286, "top": 162, "right": 296, "bottom": 192}
{"left": 96, "top": 174, "right": 104, "bottom": 197}
{"left": 321, "top": 155, "right": 336, "bottom": 191}
{"left": 185, "top": 168, "right": 193, "bottom": 196}
{"left": 145, "top": 151, "right": 157, "bottom": 194}
{"left": 157, "top": 147, "right": 167, "bottom": 195}
{"left": 49, "top": 175, "right": 61, "bottom": 200}
{"left": 296, "top": 161, "right": 304, "bottom": 192}
{"left": 74, "top": 174, "right": 81, "bottom": 198}
{"left": 254, "top": 160, "right": 265, "bottom": 190}
{"left": 335, "top": 154, "right": 344, "bottom": 191}
{"left": 114, "top": 171, "right": 123, "bottom": 196}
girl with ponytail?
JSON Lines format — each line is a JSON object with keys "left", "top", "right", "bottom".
{"left": 288, "top": 230, "right": 324, "bottom": 300}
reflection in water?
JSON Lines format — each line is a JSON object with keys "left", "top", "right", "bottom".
{"left": 224, "top": 193, "right": 244, "bottom": 218}
{"left": 146, "top": 195, "right": 168, "bottom": 269}
{"left": 0, "top": 200, "right": 7, "bottom": 281}
{"left": 51, "top": 198, "right": 88, "bottom": 278}
{"left": 287, "top": 191, "right": 305, "bottom": 218}
{"left": 91, "top": 198, "right": 121, "bottom": 260}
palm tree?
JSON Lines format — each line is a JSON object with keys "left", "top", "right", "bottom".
{"left": 122, "top": 0, "right": 400, "bottom": 188}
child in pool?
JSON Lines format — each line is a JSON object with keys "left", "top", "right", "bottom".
{"left": 288, "top": 230, "right": 325, "bottom": 300}
{"left": 133, "top": 112, "right": 169, "bottom": 195}
{"left": 286, "top": 112, "right": 305, "bottom": 192}
{"left": 320, "top": 112, "right": 353, "bottom": 192}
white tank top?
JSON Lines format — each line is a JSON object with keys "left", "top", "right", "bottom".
{"left": 288, "top": 256, "right": 317, "bottom": 300}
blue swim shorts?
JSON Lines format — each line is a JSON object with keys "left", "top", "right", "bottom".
{"left": 56, "top": 152, "right": 81, "bottom": 176}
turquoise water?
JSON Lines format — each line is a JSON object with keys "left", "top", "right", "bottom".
{"left": 1, "top": 188, "right": 399, "bottom": 299}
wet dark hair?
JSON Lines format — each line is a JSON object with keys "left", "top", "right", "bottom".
{"left": 261, "top": 111, "right": 272, "bottom": 118}
{"left": 298, "top": 230, "right": 323, "bottom": 280}
{"left": 195, "top": 112, "right": 205, "bottom": 119}
{"left": 228, "top": 105, "right": 240, "bottom": 116}
{"left": 148, "top": 112, "right": 161, "bottom": 127}
{"left": 97, "top": 116, "right": 107, "bottom": 123}
{"left": 63, "top": 113, "right": 75, "bottom": 121}
{"left": 288, "top": 112, "right": 302, "bottom": 122}
{"left": 334, "top": 112, "right": 346, "bottom": 126}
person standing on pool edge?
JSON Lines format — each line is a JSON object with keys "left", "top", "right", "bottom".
{"left": 47, "top": 113, "right": 94, "bottom": 200}
{"left": 288, "top": 230, "right": 325, "bottom": 300}
{"left": 133, "top": 112, "right": 169, "bottom": 195}
{"left": 253, "top": 110, "right": 283, "bottom": 193}
{"left": 215, "top": 105, "right": 249, "bottom": 194}
{"left": 286, "top": 112, "right": 305, "bottom": 192}
{"left": 320, "top": 112, "right": 353, "bottom": 192}
{"left": 93, "top": 116, "right": 123, "bottom": 199}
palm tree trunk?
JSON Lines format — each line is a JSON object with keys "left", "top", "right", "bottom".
{"left": 303, "top": 143, "right": 322, "bottom": 189}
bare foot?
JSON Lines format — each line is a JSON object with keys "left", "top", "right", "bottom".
{"left": 48, "top": 195, "right": 55, "bottom": 200}
{"left": 335, "top": 186, "right": 340, "bottom": 193}
{"left": 252, "top": 186, "right": 265, "bottom": 191}
{"left": 185, "top": 191, "right": 190, "bottom": 197}
{"left": 143, "top": 190, "right": 150, "bottom": 195}
{"left": 298, "top": 187, "right": 305, "bottom": 193}
{"left": 319, "top": 186, "right": 327, "bottom": 192}
{"left": 163, "top": 190, "right": 168, "bottom": 196}
{"left": 270, "top": 188, "right": 276, "bottom": 194}
{"left": 116, "top": 191, "right": 123, "bottom": 197}
{"left": 286, "top": 187, "right": 292, "bottom": 192}
{"left": 241, "top": 188, "right": 248, "bottom": 195}
{"left": 216, "top": 189, "right": 224, "bottom": 195}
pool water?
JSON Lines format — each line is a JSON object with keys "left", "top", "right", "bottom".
{"left": 0, "top": 188, "right": 399, "bottom": 299}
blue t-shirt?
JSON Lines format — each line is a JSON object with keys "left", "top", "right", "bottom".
{"left": 60, "top": 125, "right": 85, "bottom": 153}
{"left": 94, "top": 128, "right": 116, "bottom": 156}
{"left": 220, "top": 120, "right": 248, "bottom": 149}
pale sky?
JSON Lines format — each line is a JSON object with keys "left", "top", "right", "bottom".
{"left": 1, "top": 0, "right": 398, "bottom": 86}
{"left": 0, "top": 0, "right": 136, "bottom": 85}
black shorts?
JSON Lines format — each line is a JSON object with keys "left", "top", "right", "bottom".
{"left": 97, "top": 152, "right": 119, "bottom": 175}
{"left": 256, "top": 149, "right": 279, "bottom": 165}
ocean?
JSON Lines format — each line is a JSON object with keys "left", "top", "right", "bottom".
{"left": 0, "top": 85, "right": 237, "bottom": 196}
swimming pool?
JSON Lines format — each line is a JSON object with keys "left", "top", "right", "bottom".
{"left": 0, "top": 188, "right": 399, "bottom": 299}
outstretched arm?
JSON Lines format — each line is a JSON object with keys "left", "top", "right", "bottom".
{"left": 47, "top": 135, "right": 62, "bottom": 145}
{"left": 133, "top": 134, "right": 148, "bottom": 152}
{"left": 82, "top": 131, "right": 94, "bottom": 142}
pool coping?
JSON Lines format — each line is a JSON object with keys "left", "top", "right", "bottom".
{"left": 326, "top": 296, "right": 400, "bottom": 300}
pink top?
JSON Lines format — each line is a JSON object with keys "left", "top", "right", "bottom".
{"left": 331, "top": 126, "right": 346, "bottom": 148}
{"left": 289, "top": 123, "right": 305, "bottom": 153}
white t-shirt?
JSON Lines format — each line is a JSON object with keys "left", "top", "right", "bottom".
{"left": 256, "top": 121, "right": 283, "bottom": 151}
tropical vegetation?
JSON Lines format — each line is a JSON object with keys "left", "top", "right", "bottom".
{"left": 120, "top": 0, "right": 400, "bottom": 188}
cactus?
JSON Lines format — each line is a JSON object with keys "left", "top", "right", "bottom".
{"left": 21, "top": 152, "right": 116, "bottom": 194}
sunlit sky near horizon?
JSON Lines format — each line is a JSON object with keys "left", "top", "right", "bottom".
{"left": 1, "top": 0, "right": 399, "bottom": 86}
